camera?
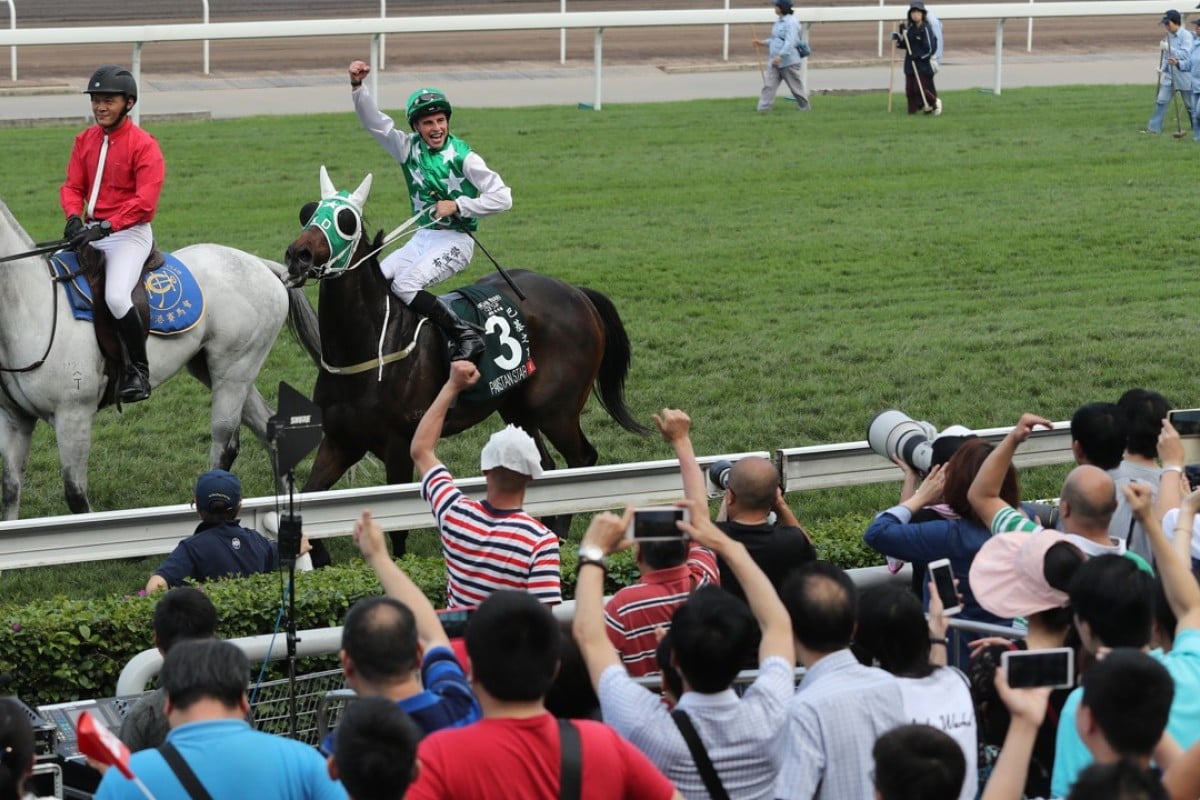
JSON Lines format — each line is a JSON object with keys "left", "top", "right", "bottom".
{"left": 708, "top": 459, "right": 734, "bottom": 491}
{"left": 867, "top": 409, "right": 972, "bottom": 475}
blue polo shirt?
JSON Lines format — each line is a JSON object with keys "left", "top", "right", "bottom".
{"left": 96, "top": 719, "right": 345, "bottom": 800}
{"left": 154, "top": 519, "right": 278, "bottom": 587}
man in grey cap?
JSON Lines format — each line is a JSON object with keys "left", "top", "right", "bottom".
{"left": 1144, "top": 9, "right": 1194, "bottom": 135}
{"left": 411, "top": 361, "right": 561, "bottom": 608}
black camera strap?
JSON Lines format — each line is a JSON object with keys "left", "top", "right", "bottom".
{"left": 558, "top": 718, "right": 582, "bottom": 800}
{"left": 671, "top": 710, "right": 731, "bottom": 800}
{"left": 158, "top": 741, "right": 215, "bottom": 800}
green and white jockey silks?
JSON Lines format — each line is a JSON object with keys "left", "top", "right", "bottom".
{"left": 403, "top": 133, "right": 481, "bottom": 232}
{"left": 306, "top": 191, "right": 364, "bottom": 277}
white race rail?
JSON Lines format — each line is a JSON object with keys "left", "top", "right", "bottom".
{"left": 0, "top": 1, "right": 1174, "bottom": 116}
{"left": 0, "top": 420, "right": 1077, "bottom": 571}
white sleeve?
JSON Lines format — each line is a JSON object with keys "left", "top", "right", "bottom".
{"left": 352, "top": 86, "right": 414, "bottom": 164}
{"left": 457, "top": 151, "right": 512, "bottom": 218}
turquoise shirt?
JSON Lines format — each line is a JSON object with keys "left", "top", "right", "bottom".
{"left": 1050, "top": 628, "right": 1200, "bottom": 797}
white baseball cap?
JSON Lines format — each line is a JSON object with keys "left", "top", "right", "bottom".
{"left": 480, "top": 425, "right": 543, "bottom": 479}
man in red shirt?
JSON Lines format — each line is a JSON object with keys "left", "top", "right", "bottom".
{"left": 603, "top": 409, "right": 719, "bottom": 676}
{"left": 406, "top": 589, "right": 681, "bottom": 800}
{"left": 60, "top": 65, "right": 165, "bottom": 403}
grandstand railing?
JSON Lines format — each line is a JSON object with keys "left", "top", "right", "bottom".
{"left": 0, "top": 1, "right": 1172, "bottom": 115}
{"left": 0, "top": 421, "right": 1072, "bottom": 571}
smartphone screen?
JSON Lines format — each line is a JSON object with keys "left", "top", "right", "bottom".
{"left": 1170, "top": 409, "right": 1200, "bottom": 437}
{"left": 629, "top": 507, "right": 687, "bottom": 541}
{"left": 929, "top": 560, "right": 961, "bottom": 615}
{"left": 1003, "top": 648, "right": 1074, "bottom": 689}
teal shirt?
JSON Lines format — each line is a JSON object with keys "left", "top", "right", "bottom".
{"left": 1050, "top": 628, "right": 1200, "bottom": 797}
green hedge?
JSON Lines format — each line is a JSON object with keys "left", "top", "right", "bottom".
{"left": 0, "top": 515, "right": 879, "bottom": 705}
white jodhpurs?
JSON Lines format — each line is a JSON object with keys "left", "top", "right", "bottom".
{"left": 89, "top": 223, "right": 153, "bottom": 318}
{"left": 380, "top": 228, "right": 475, "bottom": 304}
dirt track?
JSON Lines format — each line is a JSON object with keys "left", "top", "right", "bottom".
{"left": 7, "top": 0, "right": 1153, "bottom": 83}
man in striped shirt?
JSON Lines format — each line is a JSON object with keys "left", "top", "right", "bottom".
{"left": 604, "top": 409, "right": 719, "bottom": 676}
{"left": 412, "top": 361, "right": 561, "bottom": 608}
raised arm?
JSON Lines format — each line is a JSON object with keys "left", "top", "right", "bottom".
{"left": 410, "top": 361, "right": 480, "bottom": 477}
{"left": 980, "top": 669, "right": 1053, "bottom": 800}
{"left": 1156, "top": 418, "right": 1187, "bottom": 523}
{"left": 355, "top": 509, "right": 450, "bottom": 651}
{"left": 1133, "top": 483, "right": 1200, "bottom": 632}
{"left": 652, "top": 409, "right": 707, "bottom": 506}
{"left": 573, "top": 509, "right": 634, "bottom": 689}
{"left": 680, "top": 499, "right": 795, "bottom": 668}
{"left": 969, "top": 413, "right": 1053, "bottom": 530}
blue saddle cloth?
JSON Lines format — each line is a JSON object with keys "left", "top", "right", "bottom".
{"left": 49, "top": 250, "right": 205, "bottom": 335}
{"left": 443, "top": 284, "right": 535, "bottom": 404}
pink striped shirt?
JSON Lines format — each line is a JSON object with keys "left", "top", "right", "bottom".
{"left": 421, "top": 466, "right": 561, "bottom": 609}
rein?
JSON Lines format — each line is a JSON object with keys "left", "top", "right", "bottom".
{"left": 0, "top": 256, "right": 60, "bottom": 374}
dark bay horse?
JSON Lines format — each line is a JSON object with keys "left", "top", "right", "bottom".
{"left": 283, "top": 168, "right": 646, "bottom": 542}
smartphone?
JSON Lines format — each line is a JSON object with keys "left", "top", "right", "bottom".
{"left": 437, "top": 609, "right": 473, "bottom": 640}
{"left": 928, "top": 558, "right": 962, "bottom": 616}
{"left": 625, "top": 506, "right": 689, "bottom": 541}
{"left": 1168, "top": 408, "right": 1200, "bottom": 465}
{"left": 1002, "top": 647, "right": 1075, "bottom": 690}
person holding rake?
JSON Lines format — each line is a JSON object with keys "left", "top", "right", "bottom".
{"left": 1143, "top": 9, "right": 1194, "bottom": 136}
{"left": 754, "top": 0, "right": 810, "bottom": 112}
{"left": 892, "top": 1, "right": 941, "bottom": 115}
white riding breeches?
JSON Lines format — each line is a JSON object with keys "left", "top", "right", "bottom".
{"left": 89, "top": 223, "right": 153, "bottom": 318}
{"left": 380, "top": 228, "right": 475, "bottom": 304}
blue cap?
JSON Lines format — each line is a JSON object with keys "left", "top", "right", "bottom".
{"left": 1163, "top": 9, "right": 1183, "bottom": 24}
{"left": 194, "top": 469, "right": 241, "bottom": 514}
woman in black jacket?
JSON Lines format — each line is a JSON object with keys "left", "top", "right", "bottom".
{"left": 894, "top": 1, "right": 941, "bottom": 114}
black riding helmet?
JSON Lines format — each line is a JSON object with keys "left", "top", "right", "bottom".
{"left": 83, "top": 65, "right": 138, "bottom": 103}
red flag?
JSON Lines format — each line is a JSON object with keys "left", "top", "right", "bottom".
{"left": 77, "top": 710, "right": 135, "bottom": 779}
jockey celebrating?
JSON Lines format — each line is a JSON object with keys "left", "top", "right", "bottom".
{"left": 60, "top": 65, "right": 165, "bottom": 403}
{"left": 348, "top": 59, "right": 512, "bottom": 363}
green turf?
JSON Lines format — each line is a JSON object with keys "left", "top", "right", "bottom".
{"left": 0, "top": 83, "right": 1182, "bottom": 602}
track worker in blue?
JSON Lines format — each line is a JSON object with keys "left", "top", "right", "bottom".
{"left": 892, "top": 1, "right": 941, "bottom": 115}
{"left": 347, "top": 59, "right": 513, "bottom": 363}
{"left": 1182, "top": 16, "right": 1200, "bottom": 138}
{"left": 145, "top": 469, "right": 308, "bottom": 593}
{"left": 60, "top": 65, "right": 165, "bottom": 403}
{"left": 1144, "top": 10, "right": 1194, "bottom": 135}
{"left": 755, "top": 0, "right": 811, "bottom": 112}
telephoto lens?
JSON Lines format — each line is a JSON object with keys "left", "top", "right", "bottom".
{"left": 708, "top": 460, "right": 734, "bottom": 492}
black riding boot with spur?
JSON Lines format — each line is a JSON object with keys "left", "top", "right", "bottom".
{"left": 408, "top": 290, "right": 485, "bottom": 364}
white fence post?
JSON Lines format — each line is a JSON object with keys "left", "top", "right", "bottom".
{"left": 201, "top": 0, "right": 210, "bottom": 74}
{"left": 4, "top": 0, "right": 13, "bottom": 81}
{"left": 1027, "top": 0, "right": 1034, "bottom": 51}
{"left": 994, "top": 17, "right": 1005, "bottom": 94}
{"left": 561, "top": 0, "right": 567, "bottom": 63}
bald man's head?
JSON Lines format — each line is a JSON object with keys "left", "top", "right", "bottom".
{"left": 1060, "top": 465, "right": 1117, "bottom": 530}
{"left": 727, "top": 457, "right": 779, "bottom": 512}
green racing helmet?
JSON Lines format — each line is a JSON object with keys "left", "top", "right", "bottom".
{"left": 405, "top": 88, "right": 452, "bottom": 128}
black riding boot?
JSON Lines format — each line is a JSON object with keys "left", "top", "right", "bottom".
{"left": 115, "top": 310, "right": 151, "bottom": 403}
{"left": 407, "top": 290, "right": 484, "bottom": 363}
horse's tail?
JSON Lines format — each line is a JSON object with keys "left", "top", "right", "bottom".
{"left": 579, "top": 287, "right": 650, "bottom": 435}
{"left": 286, "top": 286, "right": 323, "bottom": 365}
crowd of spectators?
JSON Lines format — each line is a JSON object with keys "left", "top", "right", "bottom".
{"left": 86, "top": 377, "right": 1200, "bottom": 799}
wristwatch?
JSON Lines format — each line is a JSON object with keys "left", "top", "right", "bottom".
{"left": 577, "top": 544, "right": 608, "bottom": 572}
